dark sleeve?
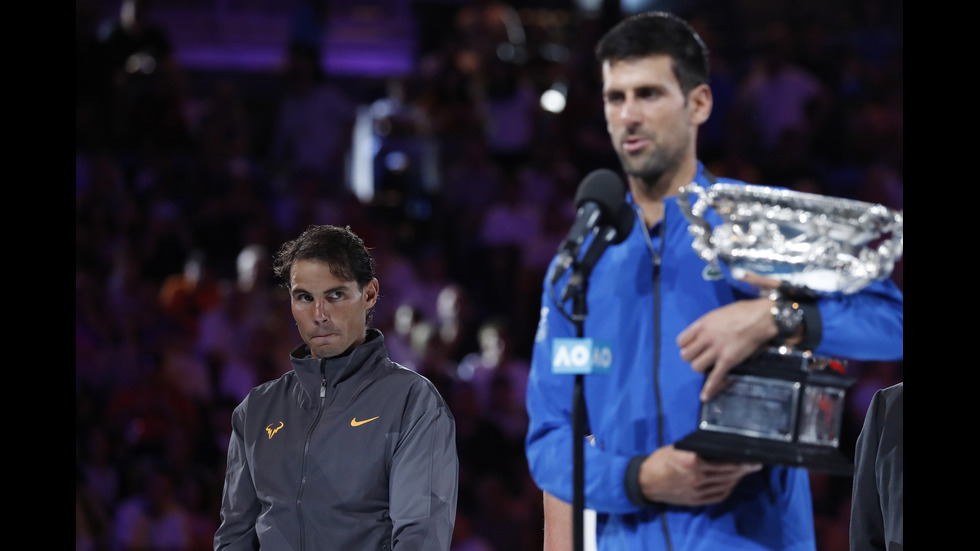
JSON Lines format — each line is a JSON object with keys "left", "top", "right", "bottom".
{"left": 213, "top": 401, "right": 261, "bottom": 551}
{"left": 388, "top": 385, "right": 459, "bottom": 550}
{"left": 849, "top": 382, "right": 903, "bottom": 551}
{"left": 797, "top": 296, "right": 822, "bottom": 351}
{"left": 624, "top": 456, "right": 652, "bottom": 507}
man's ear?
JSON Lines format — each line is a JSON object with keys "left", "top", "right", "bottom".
{"left": 364, "top": 278, "right": 380, "bottom": 307}
{"left": 688, "top": 83, "right": 713, "bottom": 126}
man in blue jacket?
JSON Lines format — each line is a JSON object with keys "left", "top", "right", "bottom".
{"left": 214, "top": 224, "right": 458, "bottom": 550}
{"left": 526, "top": 11, "right": 903, "bottom": 551}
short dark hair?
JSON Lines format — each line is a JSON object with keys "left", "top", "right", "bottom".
{"left": 273, "top": 225, "right": 377, "bottom": 321}
{"left": 595, "top": 11, "right": 709, "bottom": 96}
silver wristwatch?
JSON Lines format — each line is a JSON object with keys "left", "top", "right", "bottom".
{"left": 769, "top": 292, "right": 804, "bottom": 342}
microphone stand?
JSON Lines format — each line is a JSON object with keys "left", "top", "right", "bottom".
{"left": 566, "top": 264, "right": 589, "bottom": 551}
{"left": 558, "top": 226, "right": 621, "bottom": 551}
{"left": 553, "top": 222, "right": 627, "bottom": 551}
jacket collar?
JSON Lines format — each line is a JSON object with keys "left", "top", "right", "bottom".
{"left": 625, "top": 160, "right": 709, "bottom": 208}
{"left": 288, "top": 329, "right": 386, "bottom": 400}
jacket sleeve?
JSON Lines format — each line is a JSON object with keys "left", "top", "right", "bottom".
{"left": 388, "top": 383, "right": 458, "bottom": 551}
{"left": 813, "top": 278, "right": 903, "bottom": 361}
{"left": 850, "top": 382, "right": 903, "bottom": 551}
{"left": 524, "top": 286, "right": 643, "bottom": 515}
{"left": 213, "top": 400, "right": 260, "bottom": 551}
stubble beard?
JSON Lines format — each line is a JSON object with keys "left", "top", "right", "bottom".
{"left": 617, "top": 125, "right": 695, "bottom": 198}
{"left": 618, "top": 146, "right": 671, "bottom": 193}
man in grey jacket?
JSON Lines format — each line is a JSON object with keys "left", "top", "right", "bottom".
{"left": 214, "top": 224, "right": 458, "bottom": 550}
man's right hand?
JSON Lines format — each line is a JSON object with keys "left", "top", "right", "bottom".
{"left": 638, "top": 445, "right": 762, "bottom": 506}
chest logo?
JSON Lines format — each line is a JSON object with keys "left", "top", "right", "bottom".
{"left": 266, "top": 422, "right": 284, "bottom": 439}
{"left": 702, "top": 265, "right": 723, "bottom": 281}
{"left": 351, "top": 416, "right": 380, "bottom": 427}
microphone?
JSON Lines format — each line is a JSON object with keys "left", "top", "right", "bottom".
{"left": 560, "top": 201, "right": 635, "bottom": 302}
{"left": 551, "top": 169, "right": 628, "bottom": 286}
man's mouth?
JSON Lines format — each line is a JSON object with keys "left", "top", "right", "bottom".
{"left": 622, "top": 135, "right": 649, "bottom": 153}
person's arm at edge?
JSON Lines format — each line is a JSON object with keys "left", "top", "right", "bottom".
{"left": 213, "top": 400, "right": 261, "bottom": 551}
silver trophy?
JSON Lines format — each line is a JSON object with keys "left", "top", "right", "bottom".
{"left": 674, "top": 183, "right": 903, "bottom": 476}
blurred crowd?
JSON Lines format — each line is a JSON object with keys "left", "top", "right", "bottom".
{"left": 76, "top": 1, "right": 903, "bottom": 550}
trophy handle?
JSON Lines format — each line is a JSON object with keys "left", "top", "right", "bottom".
{"left": 677, "top": 183, "right": 718, "bottom": 266}
{"left": 862, "top": 206, "right": 903, "bottom": 284}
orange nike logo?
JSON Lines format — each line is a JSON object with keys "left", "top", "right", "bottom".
{"left": 350, "top": 416, "right": 380, "bottom": 427}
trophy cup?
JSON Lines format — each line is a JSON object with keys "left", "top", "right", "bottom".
{"left": 674, "top": 183, "right": 903, "bottom": 476}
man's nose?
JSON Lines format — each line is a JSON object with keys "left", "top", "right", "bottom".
{"left": 314, "top": 300, "right": 330, "bottom": 321}
{"left": 617, "top": 97, "right": 641, "bottom": 122}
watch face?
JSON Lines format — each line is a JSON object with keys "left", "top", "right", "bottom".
{"left": 772, "top": 299, "right": 803, "bottom": 339}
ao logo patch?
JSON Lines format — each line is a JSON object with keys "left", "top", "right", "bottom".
{"left": 552, "top": 338, "right": 612, "bottom": 375}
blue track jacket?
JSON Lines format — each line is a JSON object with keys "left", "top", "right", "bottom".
{"left": 525, "top": 164, "right": 904, "bottom": 550}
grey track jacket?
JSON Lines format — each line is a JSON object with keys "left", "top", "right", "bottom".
{"left": 214, "top": 329, "right": 458, "bottom": 550}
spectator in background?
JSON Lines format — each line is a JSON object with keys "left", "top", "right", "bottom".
{"left": 385, "top": 302, "right": 426, "bottom": 370}
{"left": 458, "top": 317, "right": 529, "bottom": 442}
{"left": 478, "top": 173, "right": 542, "bottom": 319}
{"left": 86, "top": 0, "right": 190, "bottom": 152}
{"left": 113, "top": 464, "right": 193, "bottom": 551}
{"left": 190, "top": 78, "right": 259, "bottom": 199}
{"left": 232, "top": 243, "right": 279, "bottom": 330}
{"left": 476, "top": 58, "right": 538, "bottom": 173}
{"left": 731, "top": 21, "right": 831, "bottom": 183}
{"left": 270, "top": 42, "right": 356, "bottom": 194}
{"left": 409, "top": 245, "right": 456, "bottom": 323}
{"left": 438, "top": 132, "right": 506, "bottom": 286}
{"left": 158, "top": 330, "right": 212, "bottom": 404}
{"left": 157, "top": 250, "right": 221, "bottom": 337}
{"left": 435, "top": 282, "right": 481, "bottom": 364}
{"left": 410, "top": 319, "right": 460, "bottom": 393}
{"left": 104, "top": 352, "right": 201, "bottom": 460}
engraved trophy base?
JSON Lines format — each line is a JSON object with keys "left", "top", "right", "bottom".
{"left": 675, "top": 348, "right": 856, "bottom": 476}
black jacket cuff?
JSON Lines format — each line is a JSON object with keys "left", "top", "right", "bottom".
{"left": 798, "top": 298, "right": 822, "bottom": 350}
{"left": 624, "top": 455, "right": 652, "bottom": 507}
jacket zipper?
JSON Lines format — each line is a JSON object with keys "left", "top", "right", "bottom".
{"left": 640, "top": 206, "right": 674, "bottom": 551}
{"left": 297, "top": 360, "right": 329, "bottom": 551}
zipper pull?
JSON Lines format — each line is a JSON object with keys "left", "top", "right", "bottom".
{"left": 319, "top": 359, "right": 327, "bottom": 399}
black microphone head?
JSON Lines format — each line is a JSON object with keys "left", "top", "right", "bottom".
{"left": 609, "top": 202, "right": 635, "bottom": 244}
{"left": 574, "top": 168, "right": 625, "bottom": 217}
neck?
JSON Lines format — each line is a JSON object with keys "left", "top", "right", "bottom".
{"left": 627, "top": 157, "right": 699, "bottom": 227}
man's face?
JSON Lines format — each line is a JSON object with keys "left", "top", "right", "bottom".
{"left": 601, "top": 55, "right": 698, "bottom": 181}
{"left": 289, "top": 259, "right": 378, "bottom": 359}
